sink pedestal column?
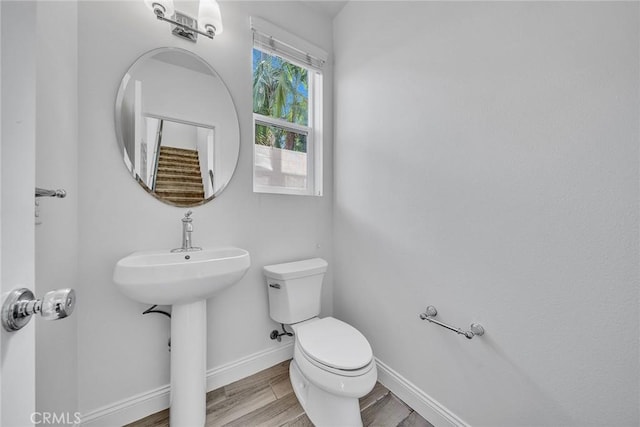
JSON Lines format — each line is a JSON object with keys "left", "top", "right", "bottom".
{"left": 170, "top": 300, "right": 207, "bottom": 426}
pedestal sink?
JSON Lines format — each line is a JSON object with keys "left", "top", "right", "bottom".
{"left": 113, "top": 247, "right": 250, "bottom": 427}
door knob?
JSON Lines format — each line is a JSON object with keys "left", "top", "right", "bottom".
{"left": 2, "top": 287, "right": 76, "bottom": 332}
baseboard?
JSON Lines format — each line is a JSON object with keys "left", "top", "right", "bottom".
{"left": 80, "top": 385, "right": 170, "bottom": 427}
{"left": 375, "top": 358, "right": 470, "bottom": 427}
{"left": 205, "top": 342, "right": 294, "bottom": 391}
{"left": 81, "top": 347, "right": 460, "bottom": 427}
{"left": 80, "top": 343, "right": 294, "bottom": 426}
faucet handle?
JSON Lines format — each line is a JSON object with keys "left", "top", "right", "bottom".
{"left": 183, "top": 210, "right": 193, "bottom": 220}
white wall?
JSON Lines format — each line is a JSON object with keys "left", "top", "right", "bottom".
{"left": 196, "top": 126, "right": 214, "bottom": 196}
{"left": 35, "top": 1, "right": 79, "bottom": 422}
{"left": 136, "top": 58, "right": 231, "bottom": 129}
{"left": 77, "top": 0, "right": 333, "bottom": 417}
{"left": 160, "top": 120, "right": 198, "bottom": 150}
{"left": 333, "top": 2, "right": 638, "bottom": 426}
{"left": 254, "top": 145, "right": 308, "bottom": 190}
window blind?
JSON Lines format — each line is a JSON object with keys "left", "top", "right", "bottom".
{"left": 251, "top": 16, "right": 327, "bottom": 72}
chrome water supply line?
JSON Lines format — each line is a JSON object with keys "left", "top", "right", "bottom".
{"left": 270, "top": 323, "right": 293, "bottom": 342}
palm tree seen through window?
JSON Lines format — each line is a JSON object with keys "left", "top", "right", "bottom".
{"left": 252, "top": 48, "right": 308, "bottom": 153}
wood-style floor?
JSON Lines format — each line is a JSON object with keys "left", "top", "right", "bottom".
{"left": 126, "top": 360, "right": 434, "bottom": 427}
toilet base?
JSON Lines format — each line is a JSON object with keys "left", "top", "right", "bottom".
{"left": 289, "top": 359, "right": 363, "bottom": 427}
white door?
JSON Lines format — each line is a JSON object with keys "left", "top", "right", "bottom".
{"left": 1, "top": 2, "right": 38, "bottom": 426}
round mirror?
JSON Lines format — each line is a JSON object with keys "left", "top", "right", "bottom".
{"left": 115, "top": 48, "right": 240, "bottom": 207}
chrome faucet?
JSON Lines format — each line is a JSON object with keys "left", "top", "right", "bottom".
{"left": 171, "top": 210, "right": 202, "bottom": 252}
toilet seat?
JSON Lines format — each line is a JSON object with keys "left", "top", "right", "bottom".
{"left": 292, "top": 339, "right": 378, "bottom": 399}
{"left": 297, "top": 341, "right": 375, "bottom": 378}
{"left": 296, "top": 317, "right": 373, "bottom": 373}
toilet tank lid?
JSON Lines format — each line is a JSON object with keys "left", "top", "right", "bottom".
{"left": 263, "top": 258, "right": 328, "bottom": 280}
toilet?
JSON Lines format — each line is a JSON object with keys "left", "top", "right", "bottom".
{"left": 264, "top": 258, "right": 377, "bottom": 427}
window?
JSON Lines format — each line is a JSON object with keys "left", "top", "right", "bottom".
{"left": 251, "top": 17, "right": 326, "bottom": 196}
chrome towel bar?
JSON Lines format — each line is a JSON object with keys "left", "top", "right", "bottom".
{"left": 35, "top": 187, "right": 66, "bottom": 198}
{"left": 419, "top": 305, "right": 485, "bottom": 339}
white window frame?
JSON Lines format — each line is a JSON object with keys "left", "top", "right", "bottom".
{"left": 251, "top": 17, "right": 325, "bottom": 196}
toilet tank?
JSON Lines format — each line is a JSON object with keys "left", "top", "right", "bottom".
{"left": 263, "top": 258, "right": 328, "bottom": 324}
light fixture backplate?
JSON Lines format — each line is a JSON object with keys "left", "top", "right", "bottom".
{"left": 171, "top": 11, "right": 198, "bottom": 42}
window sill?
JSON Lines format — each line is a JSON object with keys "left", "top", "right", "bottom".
{"left": 253, "top": 185, "right": 322, "bottom": 197}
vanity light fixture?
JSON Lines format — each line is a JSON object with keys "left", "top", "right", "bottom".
{"left": 144, "top": 0, "right": 223, "bottom": 42}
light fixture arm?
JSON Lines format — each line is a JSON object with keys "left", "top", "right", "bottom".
{"left": 154, "top": 9, "right": 216, "bottom": 39}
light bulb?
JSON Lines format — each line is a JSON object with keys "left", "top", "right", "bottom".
{"left": 198, "top": 0, "right": 223, "bottom": 36}
{"left": 144, "top": 0, "right": 175, "bottom": 18}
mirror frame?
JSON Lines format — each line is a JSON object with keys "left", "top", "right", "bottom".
{"left": 114, "top": 47, "right": 240, "bottom": 207}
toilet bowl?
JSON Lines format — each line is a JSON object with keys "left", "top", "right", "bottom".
{"left": 264, "top": 259, "right": 377, "bottom": 427}
{"left": 290, "top": 317, "right": 377, "bottom": 426}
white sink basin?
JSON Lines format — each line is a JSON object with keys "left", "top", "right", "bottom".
{"left": 113, "top": 247, "right": 250, "bottom": 305}
{"left": 114, "top": 246, "right": 251, "bottom": 426}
